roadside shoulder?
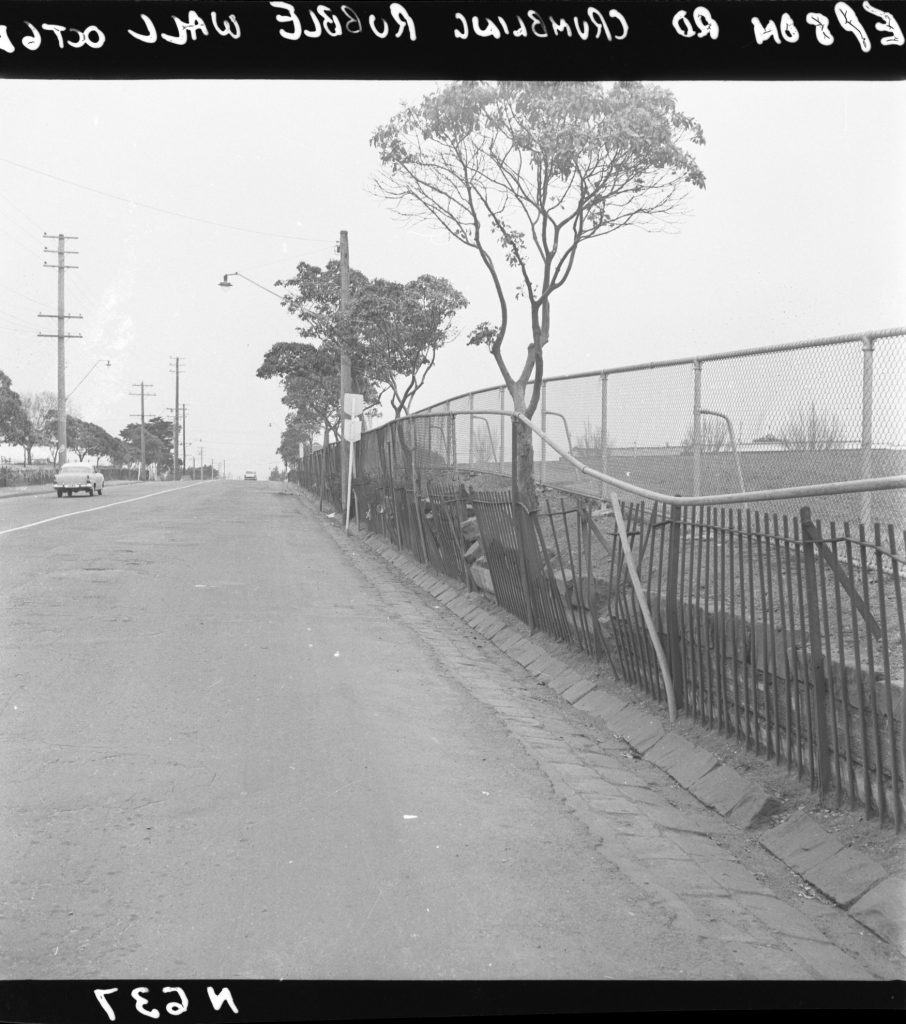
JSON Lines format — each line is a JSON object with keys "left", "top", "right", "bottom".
{"left": 302, "top": 491, "right": 905, "bottom": 959}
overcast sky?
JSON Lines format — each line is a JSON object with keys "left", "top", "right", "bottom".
{"left": 1, "top": 77, "right": 903, "bottom": 476}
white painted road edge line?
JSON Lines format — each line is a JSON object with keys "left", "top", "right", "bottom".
{"left": 0, "top": 482, "right": 206, "bottom": 536}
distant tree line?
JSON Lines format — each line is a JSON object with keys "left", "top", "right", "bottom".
{"left": 0, "top": 369, "right": 178, "bottom": 469}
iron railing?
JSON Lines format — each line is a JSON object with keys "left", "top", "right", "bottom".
{"left": 299, "top": 328, "right": 906, "bottom": 827}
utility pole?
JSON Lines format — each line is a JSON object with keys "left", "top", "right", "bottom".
{"left": 181, "top": 403, "right": 187, "bottom": 478}
{"left": 170, "top": 357, "right": 182, "bottom": 480}
{"left": 338, "top": 229, "right": 351, "bottom": 509}
{"left": 129, "top": 382, "right": 155, "bottom": 480}
{"left": 198, "top": 446, "right": 204, "bottom": 481}
{"left": 38, "top": 233, "right": 82, "bottom": 467}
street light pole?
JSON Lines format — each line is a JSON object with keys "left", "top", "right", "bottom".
{"left": 338, "top": 231, "right": 351, "bottom": 512}
{"left": 218, "top": 260, "right": 351, "bottom": 497}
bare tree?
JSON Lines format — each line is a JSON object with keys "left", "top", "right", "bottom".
{"left": 371, "top": 81, "right": 705, "bottom": 504}
{"left": 18, "top": 391, "right": 56, "bottom": 464}
{"left": 682, "top": 417, "right": 729, "bottom": 454}
{"left": 779, "top": 402, "right": 842, "bottom": 451}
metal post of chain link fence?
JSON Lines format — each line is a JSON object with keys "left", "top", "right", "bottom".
{"left": 600, "top": 371, "right": 609, "bottom": 505}
{"left": 499, "top": 388, "right": 506, "bottom": 466}
{"left": 862, "top": 335, "right": 874, "bottom": 527}
{"left": 540, "top": 381, "right": 547, "bottom": 487}
{"left": 468, "top": 392, "right": 474, "bottom": 468}
{"left": 692, "top": 358, "right": 702, "bottom": 498}
{"left": 511, "top": 416, "right": 535, "bottom": 633}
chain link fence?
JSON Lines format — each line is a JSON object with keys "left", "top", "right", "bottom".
{"left": 301, "top": 327, "right": 906, "bottom": 827}
{"left": 418, "top": 327, "right": 905, "bottom": 524}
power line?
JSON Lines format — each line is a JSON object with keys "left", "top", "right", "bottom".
{"left": 0, "top": 281, "right": 45, "bottom": 307}
{"left": 0, "top": 308, "right": 39, "bottom": 329}
{"left": 0, "top": 188, "right": 44, "bottom": 234}
{"left": 0, "top": 156, "right": 336, "bottom": 243}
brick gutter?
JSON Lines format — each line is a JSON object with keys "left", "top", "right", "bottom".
{"left": 353, "top": 525, "right": 904, "bottom": 958}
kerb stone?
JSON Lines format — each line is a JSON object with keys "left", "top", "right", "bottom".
{"left": 546, "top": 669, "right": 585, "bottom": 696}
{"left": 562, "top": 677, "right": 598, "bottom": 704}
{"left": 760, "top": 812, "right": 844, "bottom": 875}
{"left": 647, "top": 734, "right": 721, "bottom": 790}
{"left": 573, "top": 689, "right": 628, "bottom": 721}
{"left": 607, "top": 707, "right": 666, "bottom": 754}
{"left": 804, "top": 847, "right": 888, "bottom": 908}
{"left": 507, "top": 639, "right": 545, "bottom": 668}
{"left": 688, "top": 765, "right": 776, "bottom": 826}
{"left": 850, "top": 877, "right": 906, "bottom": 956}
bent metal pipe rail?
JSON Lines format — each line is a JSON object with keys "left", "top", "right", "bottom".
{"left": 378, "top": 409, "right": 906, "bottom": 724}
{"left": 510, "top": 413, "right": 906, "bottom": 508}
{"left": 401, "top": 408, "right": 906, "bottom": 508}
{"left": 505, "top": 412, "right": 906, "bottom": 724}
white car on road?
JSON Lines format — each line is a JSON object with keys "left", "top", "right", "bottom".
{"left": 54, "top": 462, "right": 104, "bottom": 497}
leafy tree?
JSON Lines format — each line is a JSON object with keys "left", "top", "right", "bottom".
{"left": 353, "top": 274, "right": 467, "bottom": 417}
{"left": 371, "top": 80, "right": 705, "bottom": 502}
{"left": 103, "top": 436, "right": 130, "bottom": 468}
{"left": 278, "top": 410, "right": 320, "bottom": 466}
{"left": 258, "top": 341, "right": 349, "bottom": 446}
{"left": 265, "top": 261, "right": 466, "bottom": 438}
{"left": 0, "top": 370, "right": 26, "bottom": 446}
{"left": 276, "top": 259, "right": 366, "bottom": 346}
{"left": 119, "top": 416, "right": 173, "bottom": 468}
{"left": 41, "top": 409, "right": 86, "bottom": 466}
{"left": 274, "top": 260, "right": 382, "bottom": 401}
{"left": 67, "top": 417, "right": 118, "bottom": 462}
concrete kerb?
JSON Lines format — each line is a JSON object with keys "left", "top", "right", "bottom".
{"left": 305, "top": 498, "right": 902, "bottom": 956}
{"left": 561, "top": 676, "right": 599, "bottom": 705}
{"left": 506, "top": 638, "right": 546, "bottom": 669}
{"left": 761, "top": 811, "right": 902, "bottom": 954}
{"left": 850, "top": 878, "right": 906, "bottom": 957}
{"left": 546, "top": 669, "right": 587, "bottom": 696}
{"left": 492, "top": 628, "right": 526, "bottom": 654}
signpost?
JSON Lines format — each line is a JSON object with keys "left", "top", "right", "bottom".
{"left": 343, "top": 394, "right": 364, "bottom": 532}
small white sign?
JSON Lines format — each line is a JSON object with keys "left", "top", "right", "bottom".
{"left": 345, "top": 419, "right": 362, "bottom": 443}
{"left": 344, "top": 393, "right": 364, "bottom": 417}
{"left": 298, "top": 443, "right": 305, "bottom": 457}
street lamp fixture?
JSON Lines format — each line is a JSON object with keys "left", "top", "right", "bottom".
{"left": 218, "top": 271, "right": 283, "bottom": 300}
{"left": 217, "top": 270, "right": 335, "bottom": 335}
{"left": 218, "top": 263, "right": 347, "bottom": 501}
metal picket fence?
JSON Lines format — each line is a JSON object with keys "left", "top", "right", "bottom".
{"left": 300, "top": 328, "right": 906, "bottom": 827}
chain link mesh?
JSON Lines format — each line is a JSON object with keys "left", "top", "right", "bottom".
{"left": 409, "top": 329, "right": 905, "bottom": 524}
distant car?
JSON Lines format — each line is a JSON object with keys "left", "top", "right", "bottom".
{"left": 55, "top": 462, "right": 104, "bottom": 497}
{"left": 243, "top": 471, "right": 257, "bottom": 481}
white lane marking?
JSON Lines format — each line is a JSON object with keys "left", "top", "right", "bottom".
{"left": 0, "top": 483, "right": 204, "bottom": 536}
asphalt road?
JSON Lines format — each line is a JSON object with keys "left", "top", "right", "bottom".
{"left": 0, "top": 481, "right": 901, "bottom": 981}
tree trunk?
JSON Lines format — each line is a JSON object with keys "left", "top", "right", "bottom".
{"left": 507, "top": 382, "right": 537, "bottom": 511}
{"left": 514, "top": 416, "right": 536, "bottom": 510}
